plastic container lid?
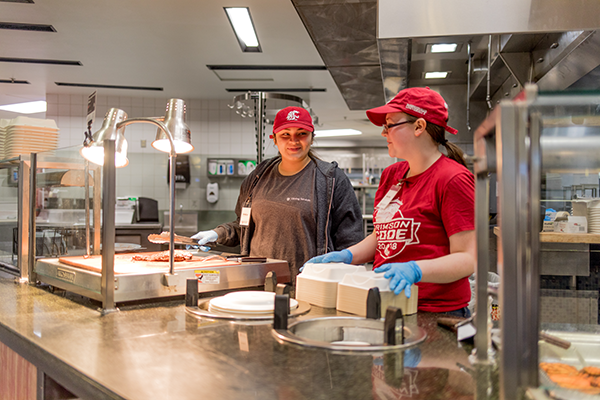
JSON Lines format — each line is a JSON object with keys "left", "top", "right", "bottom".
{"left": 339, "top": 270, "right": 392, "bottom": 291}
{"left": 299, "top": 263, "right": 367, "bottom": 282}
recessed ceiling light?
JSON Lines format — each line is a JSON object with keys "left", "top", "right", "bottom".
{"left": 430, "top": 43, "right": 458, "bottom": 53}
{"left": 425, "top": 71, "right": 449, "bottom": 79}
{"left": 315, "top": 129, "right": 362, "bottom": 138}
{"left": 225, "top": 7, "right": 261, "bottom": 53}
{"left": 0, "top": 100, "right": 46, "bottom": 114}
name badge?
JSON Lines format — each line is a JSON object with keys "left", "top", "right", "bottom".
{"left": 377, "top": 184, "right": 401, "bottom": 210}
{"left": 240, "top": 207, "right": 251, "bottom": 226}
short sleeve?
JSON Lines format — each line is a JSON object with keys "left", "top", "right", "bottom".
{"left": 440, "top": 171, "right": 475, "bottom": 237}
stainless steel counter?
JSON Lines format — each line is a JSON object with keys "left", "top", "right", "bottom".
{"left": 0, "top": 271, "right": 479, "bottom": 399}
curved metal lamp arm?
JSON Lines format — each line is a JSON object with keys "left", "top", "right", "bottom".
{"left": 117, "top": 118, "right": 177, "bottom": 156}
{"left": 116, "top": 117, "right": 178, "bottom": 276}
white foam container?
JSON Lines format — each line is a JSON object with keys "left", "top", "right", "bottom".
{"left": 296, "top": 263, "right": 367, "bottom": 308}
{"left": 336, "top": 270, "right": 418, "bottom": 317}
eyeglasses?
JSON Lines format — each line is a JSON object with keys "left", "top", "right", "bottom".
{"left": 382, "top": 120, "right": 411, "bottom": 133}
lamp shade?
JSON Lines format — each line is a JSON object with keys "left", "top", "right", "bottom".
{"left": 80, "top": 108, "right": 129, "bottom": 167}
{"left": 152, "top": 99, "right": 194, "bottom": 154}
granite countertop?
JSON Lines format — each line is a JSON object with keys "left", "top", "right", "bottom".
{"left": 0, "top": 271, "right": 480, "bottom": 400}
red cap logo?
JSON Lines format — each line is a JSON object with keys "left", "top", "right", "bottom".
{"left": 365, "top": 87, "right": 457, "bottom": 135}
{"left": 273, "top": 106, "right": 314, "bottom": 134}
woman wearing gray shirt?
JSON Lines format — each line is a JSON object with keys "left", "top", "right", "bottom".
{"left": 192, "top": 106, "right": 363, "bottom": 284}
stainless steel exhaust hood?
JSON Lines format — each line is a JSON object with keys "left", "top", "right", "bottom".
{"left": 291, "top": 0, "right": 600, "bottom": 139}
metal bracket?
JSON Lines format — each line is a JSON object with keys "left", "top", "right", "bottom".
{"left": 162, "top": 273, "right": 182, "bottom": 287}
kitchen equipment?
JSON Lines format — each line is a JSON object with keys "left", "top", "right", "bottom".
{"left": 184, "top": 279, "right": 311, "bottom": 321}
{"left": 57, "top": 252, "right": 239, "bottom": 275}
{"left": 35, "top": 254, "right": 291, "bottom": 302}
{"left": 272, "top": 291, "right": 427, "bottom": 353}
{"left": 135, "top": 197, "right": 159, "bottom": 223}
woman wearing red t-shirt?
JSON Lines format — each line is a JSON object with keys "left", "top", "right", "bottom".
{"left": 305, "top": 87, "right": 475, "bottom": 316}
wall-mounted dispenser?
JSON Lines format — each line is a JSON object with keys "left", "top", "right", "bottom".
{"left": 207, "top": 182, "right": 219, "bottom": 203}
{"left": 167, "top": 154, "right": 190, "bottom": 189}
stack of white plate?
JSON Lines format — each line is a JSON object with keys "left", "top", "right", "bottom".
{"left": 0, "top": 120, "right": 6, "bottom": 160}
{"left": 208, "top": 291, "right": 298, "bottom": 315}
{"left": 336, "top": 270, "right": 418, "bottom": 317}
{"left": 587, "top": 200, "right": 600, "bottom": 233}
{"left": 296, "top": 263, "right": 367, "bottom": 308}
{"left": 3, "top": 116, "right": 59, "bottom": 159}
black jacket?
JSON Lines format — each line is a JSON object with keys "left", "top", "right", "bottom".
{"left": 214, "top": 156, "right": 364, "bottom": 256}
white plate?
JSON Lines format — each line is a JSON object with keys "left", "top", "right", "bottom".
{"left": 209, "top": 291, "right": 298, "bottom": 312}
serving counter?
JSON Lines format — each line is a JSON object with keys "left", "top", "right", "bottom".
{"left": 0, "top": 270, "right": 480, "bottom": 400}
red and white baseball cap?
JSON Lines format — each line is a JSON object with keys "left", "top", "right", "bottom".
{"left": 366, "top": 87, "right": 457, "bottom": 135}
{"left": 273, "top": 106, "right": 314, "bottom": 134}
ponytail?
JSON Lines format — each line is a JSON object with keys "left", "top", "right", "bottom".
{"left": 403, "top": 114, "right": 467, "bottom": 168}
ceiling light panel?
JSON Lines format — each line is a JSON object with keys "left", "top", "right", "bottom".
{"left": 430, "top": 43, "right": 458, "bottom": 53}
{"left": 224, "top": 7, "right": 262, "bottom": 53}
{"left": 0, "top": 100, "right": 46, "bottom": 114}
{"left": 424, "top": 71, "right": 450, "bottom": 79}
{"left": 315, "top": 129, "right": 362, "bottom": 137}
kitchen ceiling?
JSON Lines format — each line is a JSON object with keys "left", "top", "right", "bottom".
{"left": 0, "top": 0, "right": 386, "bottom": 142}
{"left": 3, "top": 0, "right": 600, "bottom": 148}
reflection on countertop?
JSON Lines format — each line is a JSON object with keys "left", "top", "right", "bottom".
{"left": 0, "top": 270, "right": 481, "bottom": 400}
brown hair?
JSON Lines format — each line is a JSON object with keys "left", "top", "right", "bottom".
{"left": 404, "top": 114, "right": 467, "bottom": 168}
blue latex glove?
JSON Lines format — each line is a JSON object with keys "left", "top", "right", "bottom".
{"left": 300, "top": 249, "right": 353, "bottom": 272}
{"left": 191, "top": 230, "right": 218, "bottom": 246}
{"left": 373, "top": 261, "right": 422, "bottom": 297}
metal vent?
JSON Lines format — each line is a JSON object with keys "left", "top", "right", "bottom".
{"left": 0, "top": 22, "right": 55, "bottom": 32}
{"left": 0, "top": 79, "right": 29, "bottom": 84}
{"left": 0, "top": 57, "right": 81, "bottom": 66}
{"left": 55, "top": 82, "right": 163, "bottom": 91}
{"left": 291, "top": 0, "right": 385, "bottom": 110}
{"left": 225, "top": 88, "right": 326, "bottom": 92}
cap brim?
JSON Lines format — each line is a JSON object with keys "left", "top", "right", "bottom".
{"left": 273, "top": 122, "right": 314, "bottom": 134}
{"left": 366, "top": 104, "right": 402, "bottom": 126}
{"left": 446, "top": 126, "right": 458, "bottom": 135}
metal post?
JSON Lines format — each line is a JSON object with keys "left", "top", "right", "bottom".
{"left": 17, "top": 156, "right": 30, "bottom": 283}
{"left": 474, "top": 171, "right": 490, "bottom": 361}
{"left": 101, "top": 140, "right": 117, "bottom": 314}
{"left": 28, "top": 153, "right": 37, "bottom": 282}
{"left": 93, "top": 164, "right": 102, "bottom": 255}
{"left": 255, "top": 92, "right": 265, "bottom": 164}
{"left": 84, "top": 160, "right": 90, "bottom": 257}
{"left": 168, "top": 153, "right": 176, "bottom": 275}
{"left": 525, "top": 111, "right": 542, "bottom": 386}
{"left": 497, "top": 99, "right": 540, "bottom": 399}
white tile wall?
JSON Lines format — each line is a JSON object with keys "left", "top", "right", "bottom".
{"left": 44, "top": 93, "right": 260, "bottom": 213}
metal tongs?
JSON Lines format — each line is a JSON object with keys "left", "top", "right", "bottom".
{"left": 148, "top": 232, "right": 211, "bottom": 252}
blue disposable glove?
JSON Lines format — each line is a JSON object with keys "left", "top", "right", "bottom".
{"left": 191, "top": 230, "right": 218, "bottom": 246}
{"left": 300, "top": 249, "right": 353, "bottom": 272}
{"left": 373, "top": 261, "right": 422, "bottom": 297}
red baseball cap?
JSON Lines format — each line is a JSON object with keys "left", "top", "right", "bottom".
{"left": 366, "top": 87, "right": 457, "bottom": 135}
{"left": 273, "top": 106, "right": 314, "bottom": 134}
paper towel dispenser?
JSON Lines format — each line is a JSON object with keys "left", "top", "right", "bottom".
{"left": 167, "top": 155, "right": 190, "bottom": 189}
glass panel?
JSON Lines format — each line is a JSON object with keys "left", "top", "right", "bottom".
{"left": 529, "top": 92, "right": 600, "bottom": 397}
{"left": 35, "top": 145, "right": 100, "bottom": 258}
{"left": 0, "top": 161, "right": 19, "bottom": 270}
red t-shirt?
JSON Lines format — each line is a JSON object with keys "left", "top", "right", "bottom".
{"left": 373, "top": 155, "right": 475, "bottom": 312}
